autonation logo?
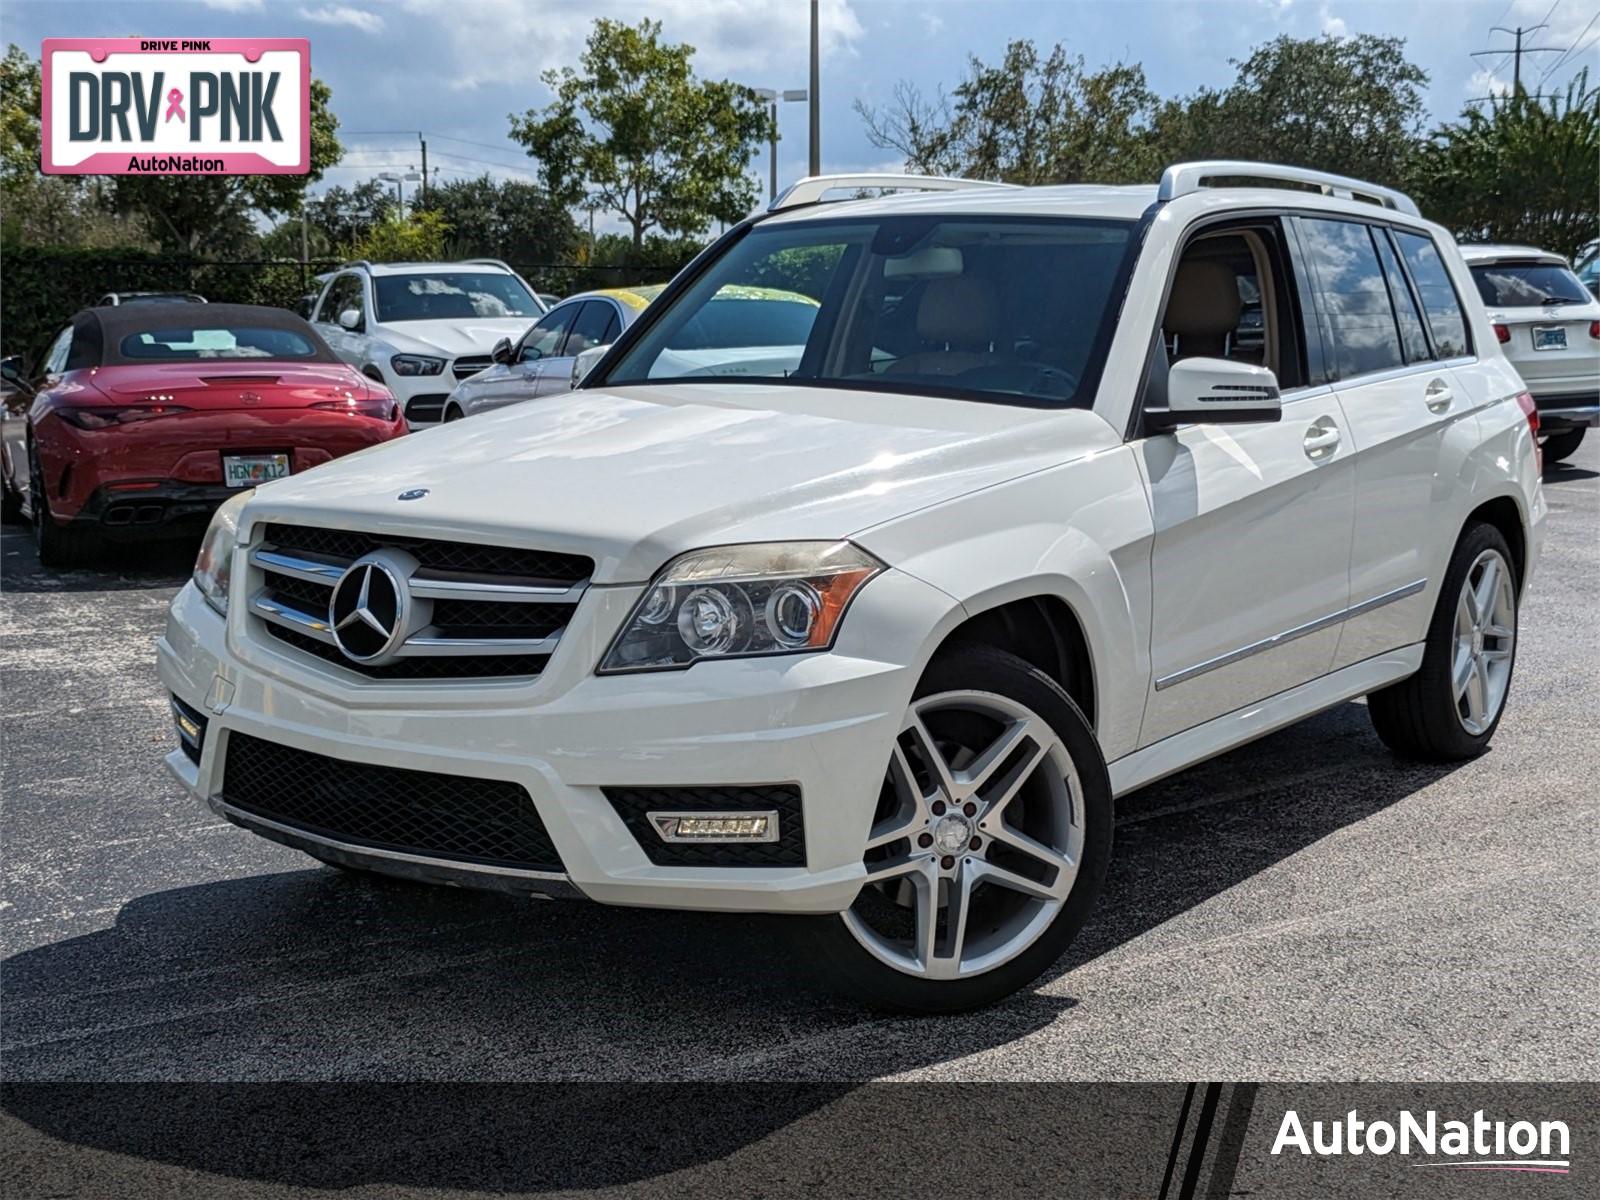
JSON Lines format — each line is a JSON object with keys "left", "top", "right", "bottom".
{"left": 1273, "top": 1108, "right": 1571, "bottom": 1175}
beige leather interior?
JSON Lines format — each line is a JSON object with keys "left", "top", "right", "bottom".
{"left": 1165, "top": 259, "right": 1241, "bottom": 358}
{"left": 886, "top": 276, "right": 999, "bottom": 377}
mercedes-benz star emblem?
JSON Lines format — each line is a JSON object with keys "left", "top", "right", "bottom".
{"left": 398, "top": 488, "right": 429, "bottom": 501}
{"left": 329, "top": 558, "right": 405, "bottom": 662}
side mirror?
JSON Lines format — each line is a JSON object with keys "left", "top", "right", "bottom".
{"left": 490, "top": 337, "right": 514, "bottom": 365}
{"left": 337, "top": 308, "right": 362, "bottom": 332}
{"left": 1, "top": 355, "right": 24, "bottom": 385}
{"left": 1145, "top": 358, "right": 1282, "bottom": 433}
{"left": 571, "top": 344, "right": 610, "bottom": 389}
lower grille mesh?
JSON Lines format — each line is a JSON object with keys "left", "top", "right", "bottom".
{"left": 222, "top": 732, "right": 563, "bottom": 871}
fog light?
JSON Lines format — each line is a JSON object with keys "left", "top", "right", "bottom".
{"left": 648, "top": 811, "right": 779, "bottom": 843}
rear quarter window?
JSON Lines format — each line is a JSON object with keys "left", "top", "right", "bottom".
{"left": 1394, "top": 232, "right": 1472, "bottom": 358}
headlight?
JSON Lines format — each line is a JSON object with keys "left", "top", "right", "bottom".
{"left": 193, "top": 490, "right": 252, "bottom": 615}
{"left": 390, "top": 354, "right": 446, "bottom": 377}
{"left": 598, "top": 542, "right": 884, "bottom": 674}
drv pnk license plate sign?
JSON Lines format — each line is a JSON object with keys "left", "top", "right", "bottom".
{"left": 41, "top": 38, "right": 309, "bottom": 175}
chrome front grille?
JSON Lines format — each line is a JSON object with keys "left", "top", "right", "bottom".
{"left": 247, "top": 522, "right": 593, "bottom": 681}
{"left": 452, "top": 355, "right": 493, "bottom": 380}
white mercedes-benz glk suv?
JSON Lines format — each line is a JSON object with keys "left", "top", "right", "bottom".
{"left": 160, "top": 162, "right": 1545, "bottom": 1011}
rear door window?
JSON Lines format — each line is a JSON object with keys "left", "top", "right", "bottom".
{"left": 564, "top": 301, "right": 619, "bottom": 356}
{"left": 1393, "top": 232, "right": 1471, "bottom": 358}
{"left": 1373, "top": 231, "right": 1431, "bottom": 364}
{"left": 1297, "top": 218, "right": 1406, "bottom": 379}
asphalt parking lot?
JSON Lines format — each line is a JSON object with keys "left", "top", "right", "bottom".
{"left": 2, "top": 441, "right": 1596, "bottom": 1084}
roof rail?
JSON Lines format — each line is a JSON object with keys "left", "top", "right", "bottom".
{"left": 463, "top": 257, "right": 519, "bottom": 274}
{"left": 339, "top": 259, "right": 376, "bottom": 272}
{"left": 1157, "top": 160, "right": 1420, "bottom": 217}
{"left": 769, "top": 173, "right": 1016, "bottom": 212}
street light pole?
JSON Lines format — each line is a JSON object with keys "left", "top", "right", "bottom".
{"left": 750, "top": 87, "right": 808, "bottom": 202}
{"left": 809, "top": 0, "right": 821, "bottom": 175}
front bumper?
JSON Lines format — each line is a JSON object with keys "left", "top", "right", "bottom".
{"left": 157, "top": 567, "right": 956, "bottom": 913}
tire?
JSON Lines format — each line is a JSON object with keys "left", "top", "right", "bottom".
{"left": 1541, "top": 428, "right": 1585, "bottom": 464}
{"left": 0, "top": 468, "right": 22, "bottom": 524}
{"left": 28, "top": 443, "right": 98, "bottom": 568}
{"left": 443, "top": 405, "right": 463, "bottom": 423}
{"left": 808, "top": 644, "right": 1113, "bottom": 1013}
{"left": 1368, "top": 521, "right": 1519, "bottom": 761}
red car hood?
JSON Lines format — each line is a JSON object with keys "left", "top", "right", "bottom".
{"left": 89, "top": 361, "right": 373, "bottom": 410}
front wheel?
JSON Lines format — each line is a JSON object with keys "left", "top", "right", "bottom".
{"left": 1368, "top": 522, "right": 1518, "bottom": 760}
{"left": 810, "top": 645, "right": 1112, "bottom": 1012}
{"left": 442, "top": 405, "right": 464, "bottom": 423}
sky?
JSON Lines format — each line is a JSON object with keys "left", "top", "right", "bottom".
{"left": 7, "top": 0, "right": 1599, "bottom": 227}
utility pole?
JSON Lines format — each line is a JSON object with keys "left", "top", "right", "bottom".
{"left": 419, "top": 135, "right": 428, "bottom": 203}
{"left": 809, "top": 0, "right": 821, "bottom": 176}
{"left": 750, "top": 87, "right": 808, "bottom": 201}
{"left": 1471, "top": 23, "right": 1564, "bottom": 102}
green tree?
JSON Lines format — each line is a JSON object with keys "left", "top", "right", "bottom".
{"left": 348, "top": 209, "right": 450, "bottom": 261}
{"left": 858, "top": 40, "right": 1161, "bottom": 184}
{"left": 415, "top": 175, "right": 579, "bottom": 263}
{"left": 1, "top": 43, "right": 41, "bottom": 187}
{"left": 304, "top": 179, "right": 396, "bottom": 250}
{"left": 509, "top": 18, "right": 771, "bottom": 258}
{"left": 1410, "top": 73, "right": 1600, "bottom": 259}
{"left": 1153, "top": 35, "right": 1429, "bottom": 185}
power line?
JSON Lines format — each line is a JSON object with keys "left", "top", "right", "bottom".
{"left": 1539, "top": 10, "right": 1600, "bottom": 81}
{"left": 1470, "top": 19, "right": 1568, "bottom": 98}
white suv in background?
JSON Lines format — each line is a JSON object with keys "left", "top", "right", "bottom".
{"left": 162, "top": 163, "right": 1544, "bottom": 1011}
{"left": 1461, "top": 244, "right": 1600, "bottom": 464}
{"left": 309, "top": 260, "right": 545, "bottom": 427}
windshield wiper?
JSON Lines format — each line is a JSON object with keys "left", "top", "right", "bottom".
{"left": 1540, "top": 296, "right": 1573, "bottom": 305}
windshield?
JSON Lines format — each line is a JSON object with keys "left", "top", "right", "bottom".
{"left": 1470, "top": 262, "right": 1590, "bottom": 307}
{"left": 374, "top": 272, "right": 539, "bottom": 322}
{"left": 603, "top": 215, "right": 1137, "bottom": 407}
{"left": 118, "top": 325, "right": 321, "bottom": 360}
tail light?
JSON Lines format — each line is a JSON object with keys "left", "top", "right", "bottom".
{"left": 312, "top": 397, "right": 399, "bottom": 421}
{"left": 1515, "top": 391, "right": 1541, "bottom": 472}
{"left": 57, "top": 405, "right": 191, "bottom": 429}
{"left": 1589, "top": 320, "right": 1599, "bottom": 340}
{"left": 1493, "top": 323, "right": 1511, "bottom": 344}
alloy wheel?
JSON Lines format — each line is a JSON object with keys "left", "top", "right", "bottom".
{"left": 1453, "top": 548, "right": 1515, "bottom": 735}
{"left": 841, "top": 689, "right": 1083, "bottom": 980}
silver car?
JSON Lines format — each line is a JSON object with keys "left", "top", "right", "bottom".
{"left": 441, "top": 286, "right": 658, "bottom": 422}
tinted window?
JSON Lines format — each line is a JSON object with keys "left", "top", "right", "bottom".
{"left": 564, "top": 301, "right": 618, "bottom": 356}
{"left": 373, "top": 272, "right": 538, "bottom": 322}
{"left": 1373, "top": 231, "right": 1430, "bottom": 363}
{"left": 319, "top": 274, "right": 364, "bottom": 323}
{"left": 522, "top": 305, "right": 577, "bottom": 360}
{"left": 608, "top": 217, "right": 1135, "bottom": 408}
{"left": 118, "top": 325, "right": 321, "bottom": 361}
{"left": 42, "top": 327, "right": 73, "bottom": 375}
{"left": 1469, "top": 262, "right": 1590, "bottom": 307}
{"left": 1299, "top": 218, "right": 1405, "bottom": 378}
{"left": 1394, "top": 232, "right": 1471, "bottom": 358}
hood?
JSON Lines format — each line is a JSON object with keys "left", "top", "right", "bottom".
{"left": 380, "top": 318, "right": 536, "bottom": 359}
{"left": 243, "top": 383, "right": 1119, "bottom": 582}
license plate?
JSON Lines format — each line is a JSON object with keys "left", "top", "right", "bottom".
{"left": 1533, "top": 326, "right": 1567, "bottom": 351}
{"left": 223, "top": 453, "right": 290, "bottom": 487}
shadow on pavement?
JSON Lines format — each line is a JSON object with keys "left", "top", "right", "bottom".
{"left": 0, "top": 525, "right": 194, "bottom": 593}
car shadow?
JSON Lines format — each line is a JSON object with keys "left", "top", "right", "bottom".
{"left": 1542, "top": 460, "right": 1597, "bottom": 482}
{"left": 0, "top": 525, "right": 194, "bottom": 593}
{"left": 0, "top": 697, "right": 1468, "bottom": 1192}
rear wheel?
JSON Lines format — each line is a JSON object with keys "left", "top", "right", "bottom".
{"left": 28, "top": 442, "right": 98, "bottom": 568}
{"left": 443, "top": 405, "right": 464, "bottom": 423}
{"left": 810, "top": 645, "right": 1112, "bottom": 1012}
{"left": 1542, "top": 428, "right": 1585, "bottom": 464}
{"left": 1368, "top": 522, "right": 1518, "bottom": 760}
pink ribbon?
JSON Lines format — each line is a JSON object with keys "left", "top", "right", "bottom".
{"left": 164, "top": 88, "right": 185, "bottom": 123}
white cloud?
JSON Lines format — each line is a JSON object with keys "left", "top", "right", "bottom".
{"left": 397, "top": 0, "right": 864, "bottom": 92}
{"left": 923, "top": 13, "right": 944, "bottom": 36}
{"left": 299, "top": 5, "right": 386, "bottom": 34}
{"left": 1467, "top": 66, "right": 1513, "bottom": 99}
{"left": 1319, "top": 5, "right": 1348, "bottom": 37}
{"left": 198, "top": 0, "right": 263, "bottom": 10}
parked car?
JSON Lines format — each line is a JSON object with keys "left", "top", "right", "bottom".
{"left": 307, "top": 259, "right": 544, "bottom": 427}
{"left": 97, "top": 291, "right": 208, "bottom": 306}
{"left": 159, "top": 162, "right": 1543, "bottom": 1011}
{"left": 442, "top": 284, "right": 822, "bottom": 421}
{"left": 536, "top": 292, "right": 563, "bottom": 311}
{"left": 1462, "top": 244, "right": 1600, "bottom": 463}
{"left": 1573, "top": 245, "right": 1599, "bottom": 299}
{"left": 2, "top": 303, "right": 406, "bottom": 567}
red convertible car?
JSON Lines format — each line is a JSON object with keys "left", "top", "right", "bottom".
{"left": 1, "top": 304, "right": 407, "bottom": 566}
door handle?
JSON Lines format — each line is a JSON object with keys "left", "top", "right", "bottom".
{"left": 1424, "top": 378, "right": 1453, "bottom": 413}
{"left": 1303, "top": 419, "right": 1341, "bottom": 460}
